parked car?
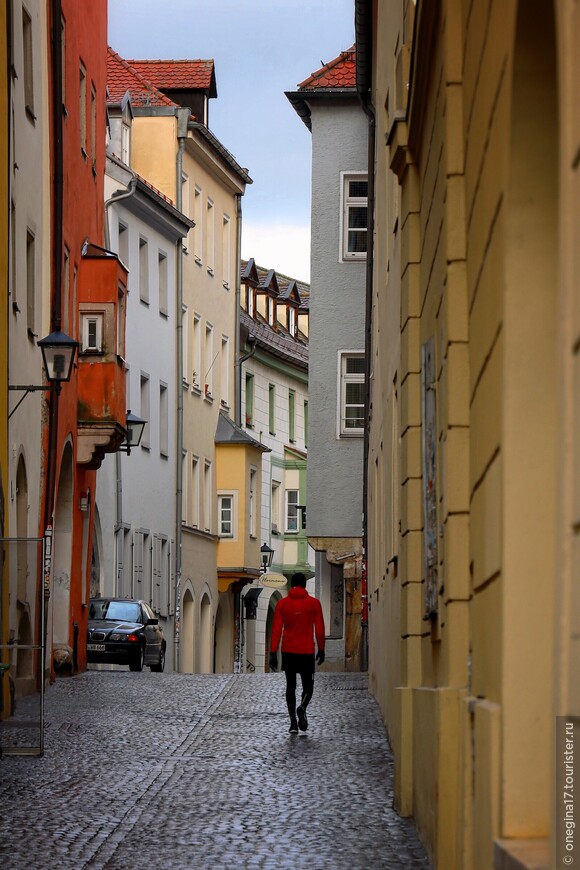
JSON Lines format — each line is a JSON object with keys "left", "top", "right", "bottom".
{"left": 87, "top": 598, "right": 166, "bottom": 672}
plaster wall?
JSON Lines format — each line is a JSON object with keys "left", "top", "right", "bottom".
{"left": 7, "top": 0, "right": 50, "bottom": 661}
{"left": 95, "top": 174, "right": 179, "bottom": 669}
{"left": 307, "top": 102, "right": 367, "bottom": 539}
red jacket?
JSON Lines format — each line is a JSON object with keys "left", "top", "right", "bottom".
{"left": 270, "top": 587, "right": 325, "bottom": 655}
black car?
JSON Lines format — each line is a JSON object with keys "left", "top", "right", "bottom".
{"left": 87, "top": 598, "right": 166, "bottom": 672}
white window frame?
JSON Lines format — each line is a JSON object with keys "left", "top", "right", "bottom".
{"left": 249, "top": 467, "right": 257, "bottom": 539}
{"left": 339, "top": 171, "right": 368, "bottom": 262}
{"left": 271, "top": 480, "right": 281, "bottom": 534}
{"left": 81, "top": 312, "right": 103, "bottom": 353}
{"left": 338, "top": 351, "right": 365, "bottom": 437}
{"left": 222, "top": 214, "right": 231, "bottom": 289}
{"left": 139, "top": 236, "right": 149, "bottom": 304}
{"left": 206, "top": 198, "right": 214, "bottom": 275}
{"left": 192, "top": 313, "right": 201, "bottom": 390}
{"left": 193, "top": 186, "right": 202, "bottom": 263}
{"left": 158, "top": 250, "right": 168, "bottom": 316}
{"left": 285, "top": 489, "right": 299, "bottom": 534}
{"left": 191, "top": 454, "right": 200, "bottom": 528}
{"left": 220, "top": 335, "right": 229, "bottom": 407}
{"left": 203, "top": 460, "right": 212, "bottom": 533}
{"left": 218, "top": 493, "right": 235, "bottom": 538}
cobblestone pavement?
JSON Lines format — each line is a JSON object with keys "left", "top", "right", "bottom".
{"left": 0, "top": 671, "right": 432, "bottom": 870}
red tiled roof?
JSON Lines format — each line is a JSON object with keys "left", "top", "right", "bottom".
{"left": 126, "top": 59, "right": 216, "bottom": 93}
{"left": 107, "top": 47, "right": 177, "bottom": 109}
{"left": 297, "top": 46, "right": 356, "bottom": 91}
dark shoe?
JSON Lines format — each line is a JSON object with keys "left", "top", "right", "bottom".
{"left": 297, "top": 706, "right": 308, "bottom": 732}
{"left": 289, "top": 719, "right": 299, "bottom": 734}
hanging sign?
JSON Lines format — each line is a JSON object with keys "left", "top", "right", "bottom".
{"left": 258, "top": 572, "right": 287, "bottom": 588}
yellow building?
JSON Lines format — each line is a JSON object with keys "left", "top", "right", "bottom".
{"left": 359, "top": 1, "right": 578, "bottom": 867}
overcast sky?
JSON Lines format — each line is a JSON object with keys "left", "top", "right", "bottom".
{"left": 108, "top": 0, "right": 356, "bottom": 283}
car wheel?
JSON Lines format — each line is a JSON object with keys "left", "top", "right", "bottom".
{"left": 150, "top": 645, "right": 165, "bottom": 673}
{"left": 129, "top": 645, "right": 144, "bottom": 672}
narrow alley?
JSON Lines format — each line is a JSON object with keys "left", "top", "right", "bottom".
{"left": 0, "top": 671, "right": 431, "bottom": 870}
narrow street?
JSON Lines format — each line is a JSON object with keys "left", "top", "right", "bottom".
{"left": 0, "top": 671, "right": 432, "bottom": 870}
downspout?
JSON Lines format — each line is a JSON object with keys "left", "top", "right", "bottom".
{"left": 174, "top": 107, "right": 190, "bottom": 672}
{"left": 356, "top": 0, "right": 375, "bottom": 674}
{"left": 234, "top": 195, "right": 242, "bottom": 425}
{"left": 104, "top": 175, "right": 138, "bottom": 592}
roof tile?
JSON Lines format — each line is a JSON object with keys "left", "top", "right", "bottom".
{"left": 126, "top": 59, "right": 216, "bottom": 93}
{"left": 107, "top": 47, "right": 177, "bottom": 109}
{"left": 297, "top": 46, "right": 356, "bottom": 91}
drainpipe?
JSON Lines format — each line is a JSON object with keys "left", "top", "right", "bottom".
{"left": 104, "top": 175, "right": 137, "bottom": 250}
{"left": 104, "top": 175, "right": 138, "bottom": 595}
{"left": 356, "top": 0, "right": 375, "bottom": 674}
{"left": 174, "top": 108, "right": 190, "bottom": 672}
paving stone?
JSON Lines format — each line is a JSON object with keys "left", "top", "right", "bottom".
{"left": 0, "top": 672, "right": 432, "bottom": 869}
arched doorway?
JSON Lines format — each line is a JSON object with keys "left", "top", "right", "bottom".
{"left": 199, "top": 592, "right": 212, "bottom": 674}
{"left": 502, "top": 0, "right": 558, "bottom": 837}
{"left": 181, "top": 587, "right": 194, "bottom": 673}
{"left": 52, "top": 443, "right": 74, "bottom": 668}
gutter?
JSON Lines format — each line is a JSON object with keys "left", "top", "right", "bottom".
{"left": 355, "top": 0, "right": 375, "bottom": 674}
{"left": 174, "top": 107, "right": 190, "bottom": 673}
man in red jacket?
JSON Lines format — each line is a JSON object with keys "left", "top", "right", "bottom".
{"left": 269, "top": 572, "right": 325, "bottom": 733}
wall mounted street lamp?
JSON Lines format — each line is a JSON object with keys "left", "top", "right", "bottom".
{"left": 260, "top": 542, "right": 274, "bottom": 572}
{"left": 119, "top": 410, "right": 146, "bottom": 456}
{"left": 9, "top": 330, "right": 78, "bottom": 419}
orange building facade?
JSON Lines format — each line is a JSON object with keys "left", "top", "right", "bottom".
{"left": 44, "top": 0, "right": 126, "bottom": 675}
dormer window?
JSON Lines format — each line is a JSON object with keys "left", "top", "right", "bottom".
{"left": 121, "top": 122, "right": 130, "bottom": 164}
{"left": 289, "top": 307, "right": 296, "bottom": 336}
{"left": 268, "top": 298, "right": 274, "bottom": 326}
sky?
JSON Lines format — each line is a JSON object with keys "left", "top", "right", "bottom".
{"left": 107, "top": 0, "right": 356, "bottom": 284}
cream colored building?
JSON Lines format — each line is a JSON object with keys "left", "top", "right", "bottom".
{"left": 106, "top": 52, "right": 250, "bottom": 673}
{"left": 358, "top": 1, "right": 579, "bottom": 868}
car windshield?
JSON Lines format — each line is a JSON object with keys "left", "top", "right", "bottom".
{"left": 90, "top": 600, "right": 141, "bottom": 623}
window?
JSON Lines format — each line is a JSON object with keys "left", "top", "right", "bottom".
{"left": 140, "top": 374, "right": 150, "bottom": 449}
{"left": 118, "top": 221, "right": 128, "bottom": 266}
{"left": 288, "top": 307, "right": 296, "bottom": 336}
{"left": 63, "top": 247, "right": 70, "bottom": 333}
{"left": 203, "top": 460, "right": 212, "bottom": 532}
{"left": 269, "top": 384, "right": 276, "bottom": 435}
{"left": 220, "top": 336, "right": 229, "bottom": 406}
{"left": 218, "top": 495, "right": 233, "bottom": 537}
{"left": 182, "top": 304, "right": 189, "bottom": 384}
{"left": 271, "top": 481, "right": 281, "bottom": 533}
{"left": 26, "top": 229, "right": 35, "bottom": 335}
{"left": 181, "top": 172, "right": 190, "bottom": 219}
{"left": 268, "top": 297, "right": 274, "bottom": 326}
{"left": 340, "top": 353, "right": 365, "bottom": 435}
{"left": 206, "top": 199, "right": 214, "bottom": 274}
{"left": 289, "top": 390, "right": 295, "bottom": 443}
{"left": 222, "top": 214, "right": 231, "bottom": 288}
{"left": 79, "top": 63, "right": 87, "bottom": 153}
{"left": 191, "top": 455, "right": 200, "bottom": 528}
{"left": 245, "top": 373, "right": 254, "bottom": 427}
{"left": 304, "top": 400, "right": 308, "bottom": 448}
{"left": 90, "top": 83, "right": 97, "bottom": 169}
{"left": 117, "top": 283, "right": 126, "bottom": 357}
{"left": 285, "top": 489, "right": 299, "bottom": 533}
{"left": 181, "top": 450, "right": 188, "bottom": 524}
{"left": 22, "top": 8, "right": 34, "bottom": 117}
{"left": 139, "top": 237, "right": 149, "bottom": 303}
{"left": 193, "top": 186, "right": 202, "bottom": 263}
{"left": 121, "top": 123, "right": 130, "bottom": 164}
{"left": 204, "top": 322, "right": 214, "bottom": 397}
{"left": 81, "top": 313, "right": 103, "bottom": 352}
{"left": 158, "top": 251, "right": 168, "bottom": 315}
{"left": 192, "top": 313, "right": 201, "bottom": 388}
{"left": 159, "top": 383, "right": 168, "bottom": 457}
{"left": 249, "top": 468, "right": 257, "bottom": 538}
{"left": 342, "top": 174, "right": 368, "bottom": 259}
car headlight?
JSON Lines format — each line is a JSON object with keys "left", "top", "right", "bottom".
{"left": 109, "top": 633, "right": 125, "bottom": 641}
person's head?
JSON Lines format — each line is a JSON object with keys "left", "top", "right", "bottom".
{"left": 291, "top": 572, "right": 307, "bottom": 588}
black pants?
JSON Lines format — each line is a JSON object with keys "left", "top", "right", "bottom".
{"left": 282, "top": 652, "right": 315, "bottom": 720}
